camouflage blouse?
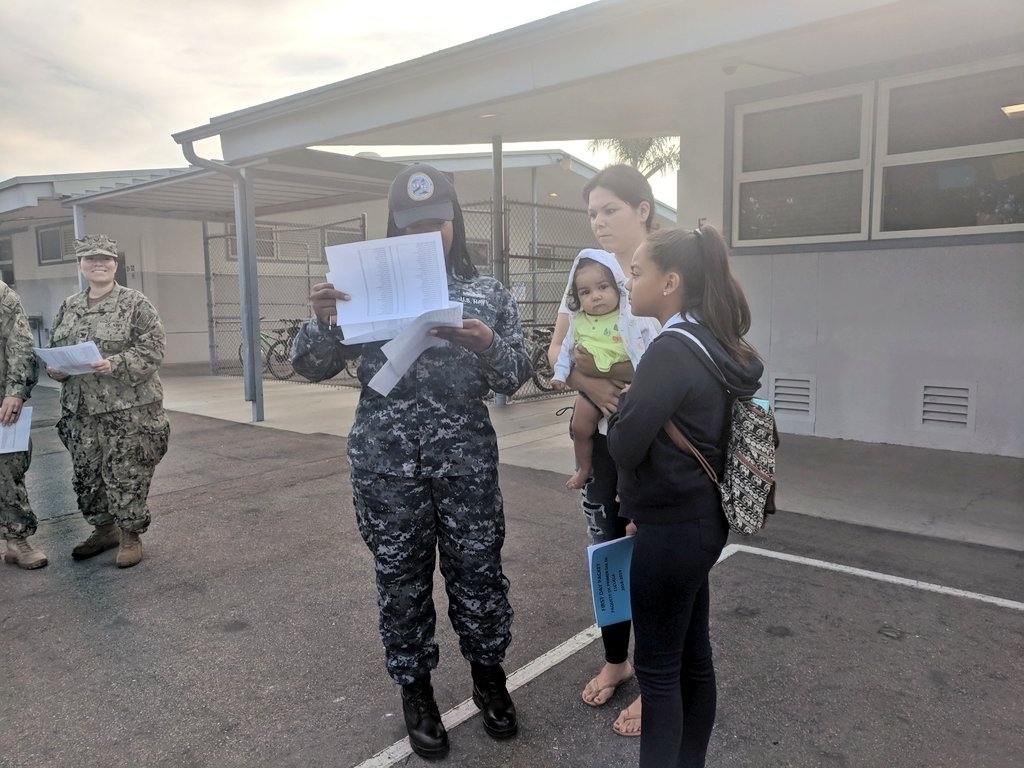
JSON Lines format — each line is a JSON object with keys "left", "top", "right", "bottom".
{"left": 50, "top": 284, "right": 165, "bottom": 415}
{"left": 292, "top": 272, "right": 532, "bottom": 477}
{"left": 0, "top": 282, "right": 38, "bottom": 401}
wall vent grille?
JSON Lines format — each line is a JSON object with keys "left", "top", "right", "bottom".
{"left": 772, "top": 375, "right": 814, "bottom": 420}
{"left": 920, "top": 382, "right": 974, "bottom": 431}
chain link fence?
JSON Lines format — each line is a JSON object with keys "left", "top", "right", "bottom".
{"left": 207, "top": 216, "right": 365, "bottom": 382}
{"left": 208, "top": 200, "right": 594, "bottom": 399}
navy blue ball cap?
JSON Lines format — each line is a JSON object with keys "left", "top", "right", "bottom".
{"left": 388, "top": 163, "right": 457, "bottom": 228}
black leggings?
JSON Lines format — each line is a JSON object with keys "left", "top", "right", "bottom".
{"left": 580, "top": 433, "right": 632, "bottom": 663}
{"left": 631, "top": 516, "right": 728, "bottom": 768}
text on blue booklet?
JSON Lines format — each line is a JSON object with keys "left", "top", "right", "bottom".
{"left": 587, "top": 536, "right": 634, "bottom": 627}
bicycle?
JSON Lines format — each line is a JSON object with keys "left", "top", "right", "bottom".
{"left": 237, "top": 318, "right": 304, "bottom": 381}
{"left": 523, "top": 324, "right": 555, "bottom": 392}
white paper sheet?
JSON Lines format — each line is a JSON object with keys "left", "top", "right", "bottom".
{"left": 325, "top": 231, "right": 448, "bottom": 340}
{"left": 0, "top": 406, "right": 32, "bottom": 454}
{"left": 33, "top": 342, "right": 103, "bottom": 375}
{"left": 367, "top": 302, "right": 464, "bottom": 396}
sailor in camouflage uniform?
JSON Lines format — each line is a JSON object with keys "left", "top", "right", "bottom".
{"left": 293, "top": 164, "right": 531, "bottom": 760}
{"left": 46, "top": 235, "right": 169, "bottom": 569}
{"left": 0, "top": 279, "right": 47, "bottom": 569}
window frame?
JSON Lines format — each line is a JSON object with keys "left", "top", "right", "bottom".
{"left": 871, "top": 54, "right": 1024, "bottom": 240}
{"left": 36, "top": 222, "right": 76, "bottom": 265}
{"left": 732, "top": 83, "right": 874, "bottom": 247}
{"left": 0, "top": 236, "right": 13, "bottom": 285}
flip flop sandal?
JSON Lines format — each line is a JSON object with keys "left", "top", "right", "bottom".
{"left": 581, "top": 669, "right": 634, "bottom": 707}
{"left": 612, "top": 701, "right": 642, "bottom": 737}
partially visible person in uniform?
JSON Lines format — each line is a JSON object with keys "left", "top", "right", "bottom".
{"left": 0, "top": 279, "right": 46, "bottom": 570}
{"left": 46, "top": 234, "right": 170, "bottom": 569}
{"left": 292, "top": 164, "right": 531, "bottom": 761}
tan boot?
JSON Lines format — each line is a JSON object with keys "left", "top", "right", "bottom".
{"left": 71, "top": 523, "right": 120, "bottom": 560}
{"left": 3, "top": 537, "right": 48, "bottom": 570}
{"left": 116, "top": 530, "right": 143, "bottom": 568}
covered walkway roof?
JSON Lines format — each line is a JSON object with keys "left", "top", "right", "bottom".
{"left": 171, "top": 0, "right": 1024, "bottom": 164}
{"left": 65, "top": 149, "right": 403, "bottom": 222}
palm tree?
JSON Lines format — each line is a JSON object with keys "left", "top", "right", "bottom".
{"left": 587, "top": 137, "right": 679, "bottom": 179}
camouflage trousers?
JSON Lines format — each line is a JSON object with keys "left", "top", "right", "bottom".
{"left": 351, "top": 467, "right": 514, "bottom": 686}
{"left": 56, "top": 404, "right": 170, "bottom": 534}
{"left": 0, "top": 440, "right": 37, "bottom": 539}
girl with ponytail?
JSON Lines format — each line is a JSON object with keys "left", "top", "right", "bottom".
{"left": 607, "top": 224, "right": 764, "bottom": 768}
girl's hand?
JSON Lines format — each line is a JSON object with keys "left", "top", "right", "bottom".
{"left": 429, "top": 318, "right": 494, "bottom": 353}
{"left": 309, "top": 282, "right": 351, "bottom": 327}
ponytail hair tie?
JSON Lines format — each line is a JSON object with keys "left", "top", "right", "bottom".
{"left": 693, "top": 227, "right": 703, "bottom": 237}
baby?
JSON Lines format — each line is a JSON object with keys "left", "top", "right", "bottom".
{"left": 552, "top": 251, "right": 635, "bottom": 490}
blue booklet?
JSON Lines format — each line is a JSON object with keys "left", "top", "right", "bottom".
{"left": 587, "top": 536, "right": 634, "bottom": 627}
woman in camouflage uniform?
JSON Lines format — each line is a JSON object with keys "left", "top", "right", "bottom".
{"left": 0, "top": 279, "right": 46, "bottom": 569}
{"left": 46, "top": 235, "right": 169, "bottom": 569}
{"left": 293, "top": 164, "right": 531, "bottom": 761}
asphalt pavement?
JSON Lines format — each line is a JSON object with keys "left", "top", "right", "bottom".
{"left": 3, "top": 378, "right": 1022, "bottom": 768}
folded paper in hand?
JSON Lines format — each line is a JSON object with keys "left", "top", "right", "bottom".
{"left": 366, "top": 301, "right": 463, "bottom": 396}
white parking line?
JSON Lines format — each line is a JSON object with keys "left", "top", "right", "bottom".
{"left": 719, "top": 543, "right": 1024, "bottom": 611}
{"left": 356, "top": 543, "right": 1022, "bottom": 767}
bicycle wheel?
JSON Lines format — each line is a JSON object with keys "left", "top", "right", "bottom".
{"left": 530, "top": 346, "right": 554, "bottom": 392}
{"left": 266, "top": 340, "right": 295, "bottom": 380}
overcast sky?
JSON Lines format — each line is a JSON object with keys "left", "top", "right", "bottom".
{"left": 0, "top": 0, "right": 677, "bottom": 204}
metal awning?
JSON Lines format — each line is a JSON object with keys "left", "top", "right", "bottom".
{"left": 68, "top": 149, "right": 404, "bottom": 220}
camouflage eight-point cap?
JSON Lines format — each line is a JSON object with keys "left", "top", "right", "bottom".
{"left": 74, "top": 234, "right": 119, "bottom": 260}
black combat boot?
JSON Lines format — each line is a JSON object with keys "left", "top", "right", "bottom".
{"left": 401, "top": 676, "right": 449, "bottom": 760}
{"left": 471, "top": 662, "right": 518, "bottom": 740}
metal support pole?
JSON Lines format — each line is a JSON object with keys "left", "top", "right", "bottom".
{"left": 202, "top": 221, "right": 218, "bottom": 375}
{"left": 491, "top": 138, "right": 508, "bottom": 407}
{"left": 491, "top": 137, "right": 505, "bottom": 285}
{"left": 234, "top": 167, "right": 264, "bottom": 421}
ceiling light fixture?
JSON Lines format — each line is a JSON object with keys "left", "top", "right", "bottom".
{"left": 1001, "top": 103, "right": 1024, "bottom": 118}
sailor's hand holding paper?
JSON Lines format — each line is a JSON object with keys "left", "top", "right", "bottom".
{"left": 0, "top": 395, "right": 25, "bottom": 427}
{"left": 429, "top": 317, "right": 494, "bottom": 353}
{"left": 309, "top": 282, "right": 350, "bottom": 328}
{"left": 45, "top": 366, "right": 70, "bottom": 382}
{"left": 45, "top": 357, "right": 112, "bottom": 378}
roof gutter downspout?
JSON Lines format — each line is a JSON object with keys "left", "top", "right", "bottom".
{"left": 177, "top": 140, "right": 264, "bottom": 422}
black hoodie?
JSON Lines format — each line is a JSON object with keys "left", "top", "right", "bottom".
{"left": 607, "top": 321, "right": 763, "bottom": 525}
